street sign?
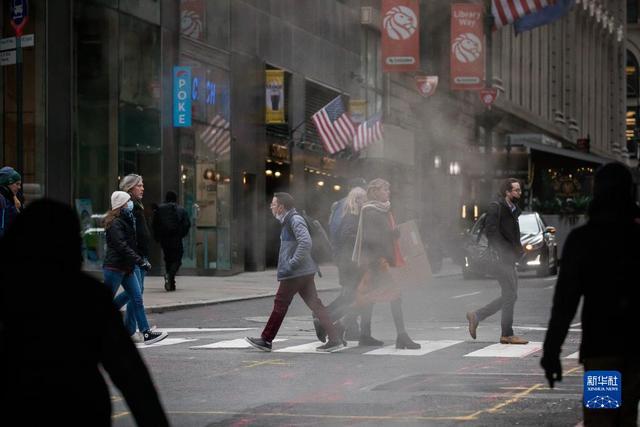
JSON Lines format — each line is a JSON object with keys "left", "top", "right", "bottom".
{"left": 0, "top": 34, "right": 34, "bottom": 51}
{"left": 479, "top": 88, "right": 498, "bottom": 108}
{"left": 0, "top": 50, "right": 16, "bottom": 66}
{"left": 10, "top": 0, "right": 29, "bottom": 37}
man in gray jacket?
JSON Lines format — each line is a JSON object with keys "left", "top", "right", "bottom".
{"left": 246, "top": 192, "right": 344, "bottom": 352}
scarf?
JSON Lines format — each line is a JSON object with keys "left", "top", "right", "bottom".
{"left": 351, "top": 201, "right": 391, "bottom": 266}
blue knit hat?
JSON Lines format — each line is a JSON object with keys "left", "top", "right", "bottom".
{"left": 0, "top": 167, "right": 21, "bottom": 186}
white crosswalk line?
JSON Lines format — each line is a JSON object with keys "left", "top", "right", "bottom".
{"left": 364, "top": 340, "right": 463, "bottom": 356}
{"left": 155, "top": 328, "right": 256, "bottom": 333}
{"left": 275, "top": 342, "right": 348, "bottom": 354}
{"left": 191, "top": 338, "right": 286, "bottom": 349}
{"left": 464, "top": 342, "right": 542, "bottom": 358}
{"left": 566, "top": 351, "right": 579, "bottom": 359}
{"left": 136, "top": 338, "right": 198, "bottom": 349}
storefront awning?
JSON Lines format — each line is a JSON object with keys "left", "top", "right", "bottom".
{"left": 508, "top": 134, "right": 611, "bottom": 165}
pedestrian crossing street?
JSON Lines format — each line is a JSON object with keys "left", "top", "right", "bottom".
{"left": 135, "top": 328, "right": 580, "bottom": 359}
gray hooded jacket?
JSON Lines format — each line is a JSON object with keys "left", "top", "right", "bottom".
{"left": 277, "top": 209, "right": 318, "bottom": 281}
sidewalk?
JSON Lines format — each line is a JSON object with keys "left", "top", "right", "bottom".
{"left": 139, "top": 258, "right": 461, "bottom": 313}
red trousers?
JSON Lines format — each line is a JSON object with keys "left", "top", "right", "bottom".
{"left": 261, "top": 274, "right": 337, "bottom": 342}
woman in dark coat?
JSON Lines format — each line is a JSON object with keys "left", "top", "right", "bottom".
{"left": 352, "top": 178, "right": 420, "bottom": 349}
{"left": 103, "top": 191, "right": 167, "bottom": 346}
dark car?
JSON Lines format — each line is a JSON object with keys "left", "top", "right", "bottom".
{"left": 461, "top": 211, "right": 558, "bottom": 279}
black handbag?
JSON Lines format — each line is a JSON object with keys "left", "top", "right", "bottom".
{"left": 476, "top": 202, "right": 502, "bottom": 275}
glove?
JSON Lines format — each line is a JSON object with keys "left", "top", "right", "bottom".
{"left": 140, "top": 260, "right": 152, "bottom": 272}
{"left": 540, "top": 355, "right": 562, "bottom": 388}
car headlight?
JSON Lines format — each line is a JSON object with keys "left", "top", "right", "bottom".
{"left": 524, "top": 241, "right": 543, "bottom": 251}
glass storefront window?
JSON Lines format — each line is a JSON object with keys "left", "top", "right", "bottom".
{"left": 2, "top": 0, "right": 46, "bottom": 203}
{"left": 74, "top": 2, "right": 161, "bottom": 269}
{"left": 179, "top": 57, "right": 231, "bottom": 271}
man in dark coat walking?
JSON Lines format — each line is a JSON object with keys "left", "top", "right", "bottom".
{"left": 541, "top": 163, "right": 640, "bottom": 426}
{"left": 153, "top": 190, "right": 191, "bottom": 291}
{"left": 466, "top": 178, "right": 528, "bottom": 344}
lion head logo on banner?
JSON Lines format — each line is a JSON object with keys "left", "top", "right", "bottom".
{"left": 452, "top": 33, "right": 482, "bottom": 63}
{"left": 383, "top": 6, "right": 418, "bottom": 40}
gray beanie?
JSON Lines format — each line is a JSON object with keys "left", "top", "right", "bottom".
{"left": 119, "top": 174, "right": 142, "bottom": 193}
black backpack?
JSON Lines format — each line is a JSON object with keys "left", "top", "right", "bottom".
{"left": 287, "top": 211, "right": 334, "bottom": 265}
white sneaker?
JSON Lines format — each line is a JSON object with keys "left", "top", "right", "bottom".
{"left": 130, "top": 332, "right": 143, "bottom": 343}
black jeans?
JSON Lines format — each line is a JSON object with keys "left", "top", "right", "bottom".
{"left": 475, "top": 262, "right": 518, "bottom": 337}
{"left": 161, "top": 240, "right": 184, "bottom": 283}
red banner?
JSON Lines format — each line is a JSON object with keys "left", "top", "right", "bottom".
{"left": 381, "top": 0, "right": 420, "bottom": 72}
{"left": 451, "top": 4, "right": 484, "bottom": 91}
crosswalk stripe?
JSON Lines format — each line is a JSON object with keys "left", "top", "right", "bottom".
{"left": 464, "top": 342, "right": 542, "bottom": 358}
{"left": 565, "top": 351, "right": 579, "bottom": 359}
{"left": 191, "top": 338, "right": 286, "bottom": 349}
{"left": 136, "top": 338, "right": 198, "bottom": 349}
{"left": 155, "top": 328, "right": 256, "bottom": 333}
{"left": 364, "top": 340, "right": 463, "bottom": 356}
{"left": 275, "top": 342, "right": 349, "bottom": 354}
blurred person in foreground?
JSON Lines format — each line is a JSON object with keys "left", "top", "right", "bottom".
{"left": 541, "top": 162, "right": 640, "bottom": 426}
{"left": 0, "top": 199, "right": 169, "bottom": 426}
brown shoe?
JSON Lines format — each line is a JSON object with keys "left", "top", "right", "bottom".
{"left": 500, "top": 335, "right": 529, "bottom": 345}
{"left": 466, "top": 312, "right": 478, "bottom": 340}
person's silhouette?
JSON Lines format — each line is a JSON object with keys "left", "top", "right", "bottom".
{"left": 0, "top": 199, "right": 169, "bottom": 426}
{"left": 542, "top": 163, "right": 640, "bottom": 426}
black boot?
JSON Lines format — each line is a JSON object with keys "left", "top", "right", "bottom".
{"left": 396, "top": 332, "right": 420, "bottom": 349}
{"left": 164, "top": 274, "right": 172, "bottom": 292}
{"left": 358, "top": 335, "right": 384, "bottom": 347}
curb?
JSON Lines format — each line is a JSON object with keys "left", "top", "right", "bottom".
{"left": 145, "top": 286, "right": 342, "bottom": 314}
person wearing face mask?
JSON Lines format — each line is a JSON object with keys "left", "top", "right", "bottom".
{"left": 115, "top": 174, "right": 152, "bottom": 341}
{"left": 245, "top": 192, "right": 345, "bottom": 352}
{"left": 103, "top": 191, "right": 167, "bottom": 345}
{"left": 0, "top": 166, "right": 22, "bottom": 238}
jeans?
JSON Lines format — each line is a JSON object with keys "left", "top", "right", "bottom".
{"left": 114, "top": 266, "right": 146, "bottom": 334}
{"left": 262, "top": 274, "right": 338, "bottom": 343}
{"left": 475, "top": 262, "right": 518, "bottom": 337}
{"left": 104, "top": 268, "right": 149, "bottom": 335}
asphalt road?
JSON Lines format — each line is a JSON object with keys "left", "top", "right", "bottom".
{"left": 111, "top": 270, "right": 584, "bottom": 427}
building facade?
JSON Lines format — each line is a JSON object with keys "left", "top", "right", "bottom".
{"left": 0, "top": 0, "right": 628, "bottom": 275}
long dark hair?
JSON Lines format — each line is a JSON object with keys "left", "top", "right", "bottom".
{"left": 587, "top": 162, "right": 637, "bottom": 223}
{"left": 103, "top": 208, "right": 122, "bottom": 229}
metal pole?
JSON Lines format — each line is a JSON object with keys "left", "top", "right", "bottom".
{"left": 16, "top": 35, "right": 23, "bottom": 176}
{"left": 483, "top": 1, "right": 494, "bottom": 198}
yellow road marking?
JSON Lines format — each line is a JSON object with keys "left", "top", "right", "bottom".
{"left": 465, "top": 383, "right": 544, "bottom": 419}
{"left": 565, "top": 366, "right": 582, "bottom": 375}
{"left": 242, "top": 359, "right": 290, "bottom": 369}
{"left": 164, "top": 410, "right": 482, "bottom": 421}
{"left": 112, "top": 411, "right": 130, "bottom": 419}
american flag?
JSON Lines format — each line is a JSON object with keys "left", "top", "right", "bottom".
{"left": 492, "top": 0, "right": 552, "bottom": 28}
{"left": 311, "top": 96, "right": 355, "bottom": 154}
{"left": 201, "top": 114, "right": 231, "bottom": 156}
{"left": 353, "top": 113, "right": 383, "bottom": 152}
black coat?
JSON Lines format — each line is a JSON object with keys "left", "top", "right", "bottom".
{"left": 132, "top": 201, "right": 151, "bottom": 259}
{"left": 104, "top": 214, "right": 144, "bottom": 272}
{"left": 543, "top": 220, "right": 640, "bottom": 362}
{"left": 152, "top": 202, "right": 191, "bottom": 244}
{"left": 485, "top": 198, "right": 523, "bottom": 263}
{"left": 361, "top": 206, "right": 398, "bottom": 266}
{"left": 0, "top": 271, "right": 169, "bottom": 426}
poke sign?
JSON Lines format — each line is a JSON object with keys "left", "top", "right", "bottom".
{"left": 479, "top": 88, "right": 498, "bottom": 108}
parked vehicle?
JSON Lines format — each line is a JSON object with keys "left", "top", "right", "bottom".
{"left": 461, "top": 211, "right": 558, "bottom": 279}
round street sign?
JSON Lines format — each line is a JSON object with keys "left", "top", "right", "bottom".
{"left": 10, "top": 0, "right": 29, "bottom": 37}
{"left": 479, "top": 88, "right": 498, "bottom": 108}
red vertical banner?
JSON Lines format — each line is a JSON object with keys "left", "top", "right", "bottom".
{"left": 381, "top": 0, "right": 420, "bottom": 73}
{"left": 450, "top": 4, "right": 485, "bottom": 91}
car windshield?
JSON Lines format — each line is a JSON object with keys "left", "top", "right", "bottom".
{"left": 519, "top": 214, "right": 540, "bottom": 235}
